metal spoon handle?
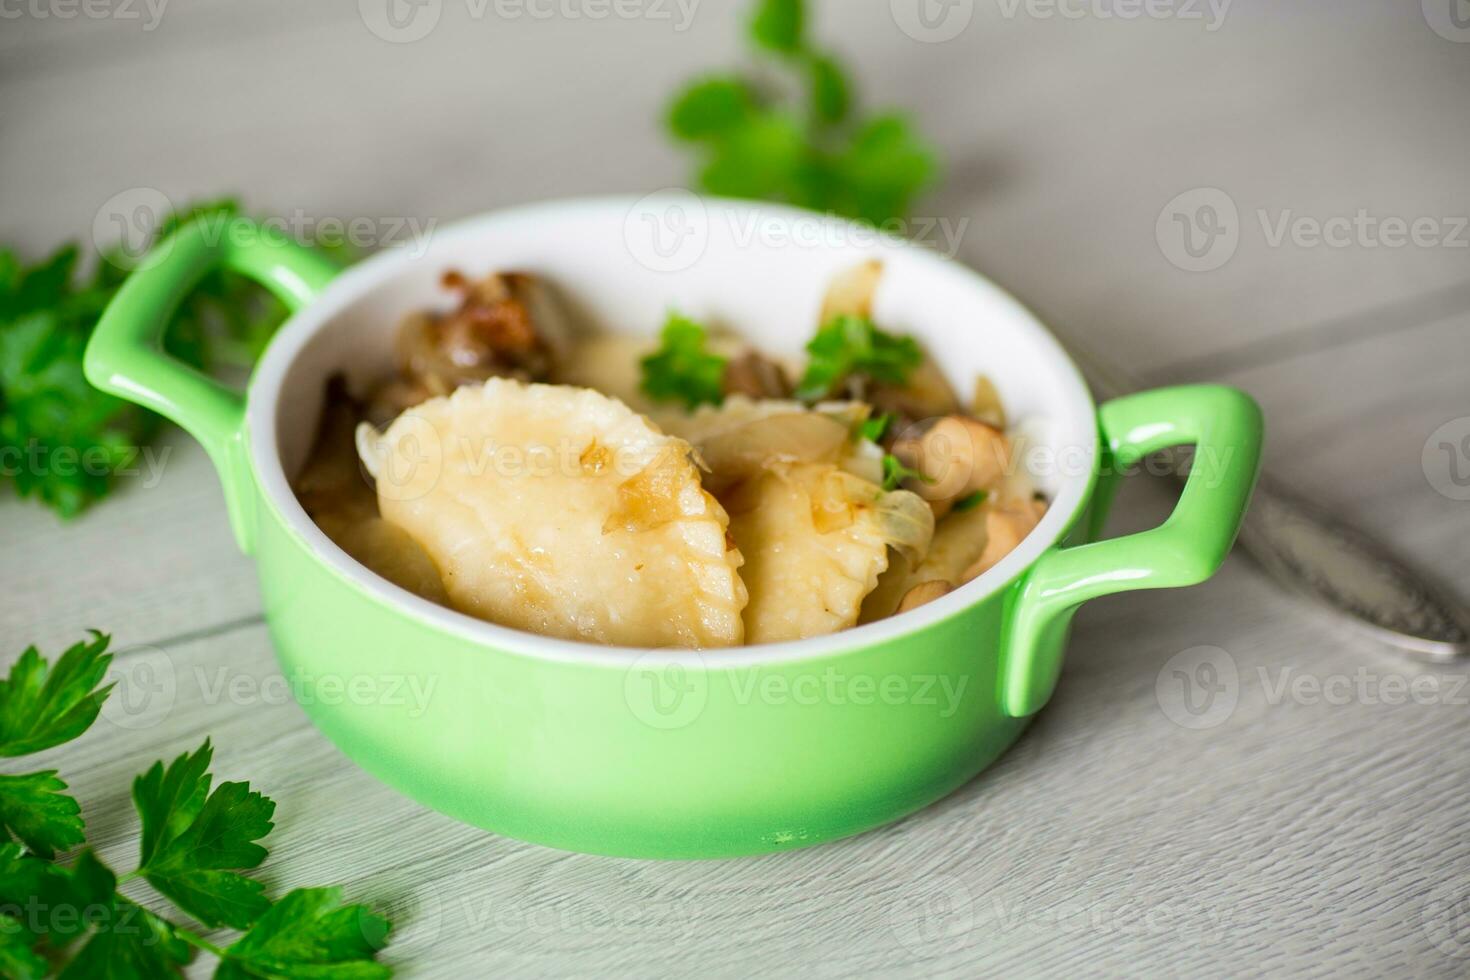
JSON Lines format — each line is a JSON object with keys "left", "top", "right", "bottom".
{"left": 1062, "top": 336, "right": 1470, "bottom": 663}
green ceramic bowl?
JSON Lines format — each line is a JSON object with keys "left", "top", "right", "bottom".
{"left": 85, "top": 197, "right": 1262, "bottom": 858}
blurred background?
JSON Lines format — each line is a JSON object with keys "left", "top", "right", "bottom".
{"left": 3, "top": 1, "right": 1469, "bottom": 976}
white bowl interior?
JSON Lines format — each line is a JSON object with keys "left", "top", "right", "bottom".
{"left": 250, "top": 196, "right": 1097, "bottom": 662}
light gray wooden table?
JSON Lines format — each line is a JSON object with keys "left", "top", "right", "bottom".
{"left": 4, "top": 1, "right": 1469, "bottom": 976}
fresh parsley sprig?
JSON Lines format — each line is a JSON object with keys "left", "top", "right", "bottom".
{"left": 0, "top": 635, "right": 394, "bottom": 978}
{"left": 0, "top": 199, "right": 335, "bottom": 519}
{"left": 639, "top": 312, "right": 728, "bottom": 410}
{"left": 880, "top": 453, "right": 926, "bottom": 492}
{"left": 796, "top": 313, "right": 922, "bottom": 402}
{"left": 666, "top": 0, "right": 939, "bottom": 226}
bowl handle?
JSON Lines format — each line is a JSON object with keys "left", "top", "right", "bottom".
{"left": 83, "top": 217, "right": 339, "bottom": 554}
{"left": 1000, "top": 384, "right": 1264, "bottom": 717}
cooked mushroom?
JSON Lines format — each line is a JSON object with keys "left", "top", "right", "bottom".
{"left": 962, "top": 499, "right": 1046, "bottom": 581}
{"left": 853, "top": 356, "right": 963, "bottom": 440}
{"left": 891, "top": 415, "right": 1011, "bottom": 503}
{"left": 394, "top": 270, "right": 567, "bottom": 400}
{"left": 723, "top": 349, "right": 793, "bottom": 400}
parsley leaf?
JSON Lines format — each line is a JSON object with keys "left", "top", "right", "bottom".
{"left": 0, "top": 924, "right": 46, "bottom": 980}
{"left": 795, "top": 314, "right": 922, "bottom": 402}
{"left": 1, "top": 199, "right": 337, "bottom": 518}
{"left": 0, "top": 633, "right": 113, "bottom": 757}
{"left": 639, "top": 312, "right": 728, "bottom": 411}
{"left": 215, "top": 887, "right": 392, "bottom": 980}
{"left": 0, "top": 772, "right": 84, "bottom": 859}
{"left": 665, "top": 0, "right": 939, "bottom": 227}
{"left": 807, "top": 52, "right": 850, "bottom": 125}
{"left": 953, "top": 490, "right": 988, "bottom": 512}
{"left": 750, "top": 0, "right": 804, "bottom": 53}
{"left": 828, "top": 114, "right": 939, "bottom": 227}
{"left": 857, "top": 412, "right": 892, "bottom": 444}
{"left": 0, "top": 634, "right": 396, "bottom": 976}
{"left": 881, "top": 453, "right": 925, "bottom": 492}
{"left": 56, "top": 851, "right": 194, "bottom": 980}
{"left": 0, "top": 843, "right": 115, "bottom": 956}
{"left": 668, "top": 77, "right": 758, "bottom": 140}
{"left": 134, "top": 739, "right": 275, "bottom": 929}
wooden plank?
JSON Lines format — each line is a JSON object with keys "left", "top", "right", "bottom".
{"left": 0, "top": 427, "right": 259, "bottom": 654}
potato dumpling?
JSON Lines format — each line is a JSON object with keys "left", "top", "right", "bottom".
{"left": 725, "top": 462, "right": 933, "bottom": 644}
{"left": 358, "top": 378, "right": 747, "bottom": 648}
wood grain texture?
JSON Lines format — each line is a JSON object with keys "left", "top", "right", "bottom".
{"left": 2, "top": 0, "right": 1468, "bottom": 976}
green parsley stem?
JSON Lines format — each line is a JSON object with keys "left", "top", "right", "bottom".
{"left": 173, "top": 923, "right": 228, "bottom": 959}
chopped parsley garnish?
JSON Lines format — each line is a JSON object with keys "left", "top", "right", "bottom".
{"left": 953, "top": 490, "right": 988, "bottom": 512}
{"left": 639, "top": 312, "right": 728, "bottom": 410}
{"left": 796, "top": 314, "right": 922, "bottom": 402}
{"left": 857, "top": 412, "right": 892, "bottom": 443}
{"left": 881, "top": 453, "right": 925, "bottom": 492}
